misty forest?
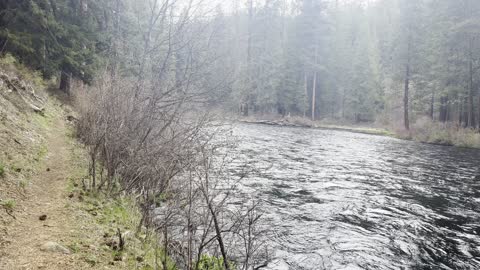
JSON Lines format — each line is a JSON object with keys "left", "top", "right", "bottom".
{"left": 0, "top": 0, "right": 480, "bottom": 270}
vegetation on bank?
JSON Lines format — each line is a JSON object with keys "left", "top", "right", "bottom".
{"left": 0, "top": 55, "right": 174, "bottom": 269}
{"left": 240, "top": 115, "right": 480, "bottom": 149}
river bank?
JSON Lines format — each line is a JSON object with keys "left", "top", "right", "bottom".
{"left": 238, "top": 116, "right": 480, "bottom": 149}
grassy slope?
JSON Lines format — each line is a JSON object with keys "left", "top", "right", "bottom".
{"left": 0, "top": 57, "right": 167, "bottom": 269}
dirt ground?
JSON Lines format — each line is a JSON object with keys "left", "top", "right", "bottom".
{"left": 0, "top": 110, "right": 90, "bottom": 270}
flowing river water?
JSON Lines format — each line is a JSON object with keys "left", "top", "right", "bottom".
{"left": 231, "top": 123, "right": 480, "bottom": 270}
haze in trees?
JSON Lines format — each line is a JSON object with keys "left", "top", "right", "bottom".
{"left": 1, "top": 0, "right": 480, "bottom": 269}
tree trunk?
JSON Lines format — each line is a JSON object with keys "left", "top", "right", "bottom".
{"left": 478, "top": 96, "right": 480, "bottom": 129}
{"left": 311, "top": 45, "right": 318, "bottom": 121}
{"left": 468, "top": 59, "right": 476, "bottom": 128}
{"left": 459, "top": 98, "right": 464, "bottom": 126}
{"left": 311, "top": 71, "right": 317, "bottom": 121}
{"left": 403, "top": 32, "right": 412, "bottom": 130}
{"left": 207, "top": 202, "right": 230, "bottom": 270}
{"left": 403, "top": 62, "right": 410, "bottom": 130}
{"left": 163, "top": 227, "right": 168, "bottom": 270}
{"left": 303, "top": 71, "right": 307, "bottom": 118}
{"left": 60, "top": 71, "right": 71, "bottom": 94}
{"left": 439, "top": 96, "right": 447, "bottom": 122}
{"left": 430, "top": 90, "right": 435, "bottom": 120}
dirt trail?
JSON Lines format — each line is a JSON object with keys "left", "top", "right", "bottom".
{"left": 0, "top": 114, "right": 88, "bottom": 270}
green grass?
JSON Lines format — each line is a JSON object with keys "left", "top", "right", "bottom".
{"left": 0, "top": 162, "right": 4, "bottom": 177}
{"left": 1, "top": 199, "right": 16, "bottom": 211}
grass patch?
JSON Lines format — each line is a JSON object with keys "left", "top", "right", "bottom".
{"left": 0, "top": 54, "right": 47, "bottom": 90}
{"left": 0, "top": 162, "right": 4, "bottom": 177}
{"left": 1, "top": 199, "right": 16, "bottom": 211}
{"left": 67, "top": 187, "right": 177, "bottom": 269}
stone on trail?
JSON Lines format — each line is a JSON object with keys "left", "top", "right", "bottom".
{"left": 40, "top": 241, "right": 71, "bottom": 254}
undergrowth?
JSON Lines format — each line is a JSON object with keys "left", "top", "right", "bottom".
{"left": 66, "top": 125, "right": 177, "bottom": 269}
{"left": 0, "top": 53, "right": 47, "bottom": 89}
{"left": 407, "top": 117, "right": 480, "bottom": 148}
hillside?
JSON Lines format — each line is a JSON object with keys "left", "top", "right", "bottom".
{"left": 0, "top": 57, "right": 160, "bottom": 270}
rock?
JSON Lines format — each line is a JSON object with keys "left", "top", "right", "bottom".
{"left": 113, "top": 253, "right": 123, "bottom": 261}
{"left": 104, "top": 239, "right": 117, "bottom": 248}
{"left": 40, "top": 241, "right": 71, "bottom": 254}
{"left": 39, "top": 214, "right": 47, "bottom": 221}
{"left": 30, "top": 104, "right": 45, "bottom": 114}
{"left": 66, "top": 115, "right": 77, "bottom": 122}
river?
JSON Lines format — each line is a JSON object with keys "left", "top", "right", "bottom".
{"left": 231, "top": 123, "right": 480, "bottom": 270}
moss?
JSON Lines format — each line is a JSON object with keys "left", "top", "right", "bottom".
{"left": 197, "top": 254, "right": 235, "bottom": 270}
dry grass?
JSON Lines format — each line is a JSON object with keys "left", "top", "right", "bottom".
{"left": 407, "top": 117, "right": 480, "bottom": 148}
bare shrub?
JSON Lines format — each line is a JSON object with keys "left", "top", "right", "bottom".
{"left": 72, "top": 0, "right": 269, "bottom": 268}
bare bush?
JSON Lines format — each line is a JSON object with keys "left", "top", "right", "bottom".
{"left": 73, "top": 0, "right": 269, "bottom": 268}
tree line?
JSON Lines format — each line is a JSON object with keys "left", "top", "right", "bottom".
{"left": 208, "top": 0, "right": 480, "bottom": 130}
{"left": 2, "top": 0, "right": 479, "bottom": 130}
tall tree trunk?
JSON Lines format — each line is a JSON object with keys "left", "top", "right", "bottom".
{"left": 311, "top": 45, "right": 318, "bottom": 121}
{"left": 403, "top": 33, "right": 412, "bottom": 130}
{"left": 430, "top": 90, "right": 435, "bottom": 120}
{"left": 303, "top": 71, "right": 307, "bottom": 118}
{"left": 478, "top": 96, "right": 480, "bottom": 129}
{"left": 311, "top": 71, "right": 317, "bottom": 121}
{"left": 439, "top": 96, "right": 446, "bottom": 122}
{"left": 459, "top": 98, "right": 464, "bottom": 125}
{"left": 403, "top": 61, "right": 410, "bottom": 130}
{"left": 464, "top": 97, "right": 469, "bottom": 127}
{"left": 60, "top": 71, "right": 71, "bottom": 94}
{"left": 468, "top": 58, "right": 476, "bottom": 128}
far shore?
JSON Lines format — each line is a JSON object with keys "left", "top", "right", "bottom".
{"left": 237, "top": 117, "right": 480, "bottom": 149}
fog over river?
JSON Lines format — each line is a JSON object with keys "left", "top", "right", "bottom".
{"left": 231, "top": 123, "right": 480, "bottom": 270}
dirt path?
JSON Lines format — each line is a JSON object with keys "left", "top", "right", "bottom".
{"left": 0, "top": 114, "right": 88, "bottom": 270}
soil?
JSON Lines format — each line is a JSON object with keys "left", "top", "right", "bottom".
{"left": 0, "top": 113, "right": 89, "bottom": 270}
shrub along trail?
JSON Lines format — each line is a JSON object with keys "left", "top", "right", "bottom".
{"left": 0, "top": 108, "right": 89, "bottom": 270}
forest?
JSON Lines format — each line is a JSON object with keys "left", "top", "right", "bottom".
{"left": 1, "top": 0, "right": 480, "bottom": 269}
{"left": 2, "top": 0, "right": 480, "bottom": 130}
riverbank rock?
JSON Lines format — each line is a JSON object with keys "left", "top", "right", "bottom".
{"left": 40, "top": 241, "right": 71, "bottom": 254}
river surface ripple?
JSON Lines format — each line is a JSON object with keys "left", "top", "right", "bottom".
{"left": 231, "top": 123, "right": 480, "bottom": 270}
